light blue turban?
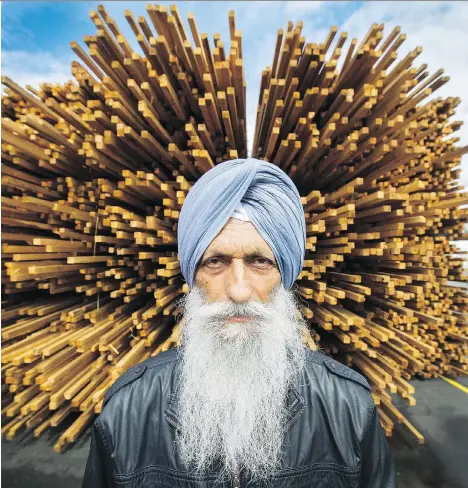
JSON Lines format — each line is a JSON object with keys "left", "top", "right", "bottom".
{"left": 177, "top": 158, "right": 306, "bottom": 289}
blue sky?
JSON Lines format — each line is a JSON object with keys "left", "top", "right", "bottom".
{"left": 2, "top": 2, "right": 95, "bottom": 55}
{"left": 1, "top": 2, "right": 362, "bottom": 54}
{"left": 1, "top": 1, "right": 467, "bottom": 165}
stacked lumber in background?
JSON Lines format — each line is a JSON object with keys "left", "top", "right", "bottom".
{"left": 1, "top": 5, "right": 467, "bottom": 451}
{"left": 252, "top": 21, "right": 468, "bottom": 440}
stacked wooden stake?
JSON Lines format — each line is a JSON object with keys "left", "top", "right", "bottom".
{"left": 253, "top": 22, "right": 468, "bottom": 441}
{"left": 1, "top": 7, "right": 467, "bottom": 451}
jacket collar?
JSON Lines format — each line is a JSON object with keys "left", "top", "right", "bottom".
{"left": 164, "top": 362, "right": 305, "bottom": 432}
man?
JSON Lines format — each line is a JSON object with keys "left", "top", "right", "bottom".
{"left": 82, "top": 158, "right": 397, "bottom": 487}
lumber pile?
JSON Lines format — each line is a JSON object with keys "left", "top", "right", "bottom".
{"left": 253, "top": 22, "right": 468, "bottom": 440}
{"left": 1, "top": 5, "right": 467, "bottom": 451}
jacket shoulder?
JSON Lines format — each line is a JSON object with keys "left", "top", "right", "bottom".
{"left": 103, "top": 348, "right": 179, "bottom": 408}
{"left": 304, "top": 349, "right": 371, "bottom": 392}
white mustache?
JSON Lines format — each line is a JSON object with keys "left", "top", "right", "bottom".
{"left": 197, "top": 301, "right": 271, "bottom": 321}
{"left": 186, "top": 287, "right": 280, "bottom": 323}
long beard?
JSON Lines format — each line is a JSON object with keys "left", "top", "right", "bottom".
{"left": 175, "top": 284, "right": 309, "bottom": 482}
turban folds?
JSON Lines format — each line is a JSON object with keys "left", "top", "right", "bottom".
{"left": 177, "top": 158, "right": 306, "bottom": 289}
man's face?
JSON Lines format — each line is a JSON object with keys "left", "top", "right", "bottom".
{"left": 194, "top": 218, "right": 281, "bottom": 306}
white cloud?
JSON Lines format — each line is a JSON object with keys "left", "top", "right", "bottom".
{"left": 1, "top": 51, "right": 74, "bottom": 90}
{"left": 285, "top": 1, "right": 325, "bottom": 14}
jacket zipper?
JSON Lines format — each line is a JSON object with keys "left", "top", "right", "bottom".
{"left": 232, "top": 472, "right": 240, "bottom": 488}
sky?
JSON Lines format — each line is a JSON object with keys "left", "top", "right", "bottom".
{"left": 1, "top": 1, "right": 468, "bottom": 183}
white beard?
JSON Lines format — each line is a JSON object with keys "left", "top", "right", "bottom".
{"left": 175, "top": 284, "right": 309, "bottom": 482}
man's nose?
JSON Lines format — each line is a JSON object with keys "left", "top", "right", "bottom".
{"left": 225, "top": 259, "right": 253, "bottom": 303}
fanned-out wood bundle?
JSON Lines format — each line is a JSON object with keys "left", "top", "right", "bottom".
{"left": 1, "top": 5, "right": 467, "bottom": 451}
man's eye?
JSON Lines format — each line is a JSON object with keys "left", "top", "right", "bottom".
{"left": 203, "top": 257, "right": 274, "bottom": 268}
{"left": 252, "top": 257, "right": 273, "bottom": 267}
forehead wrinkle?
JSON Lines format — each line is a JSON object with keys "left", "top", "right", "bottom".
{"left": 205, "top": 232, "right": 275, "bottom": 260}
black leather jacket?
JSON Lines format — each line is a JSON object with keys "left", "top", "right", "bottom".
{"left": 82, "top": 348, "right": 397, "bottom": 487}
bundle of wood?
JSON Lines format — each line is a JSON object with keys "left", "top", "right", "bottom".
{"left": 1, "top": 5, "right": 467, "bottom": 451}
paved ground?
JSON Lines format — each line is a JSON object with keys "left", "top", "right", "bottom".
{"left": 387, "top": 375, "right": 468, "bottom": 488}
{"left": 2, "top": 376, "right": 467, "bottom": 488}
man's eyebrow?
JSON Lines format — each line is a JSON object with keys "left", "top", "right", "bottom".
{"left": 203, "top": 250, "right": 276, "bottom": 261}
